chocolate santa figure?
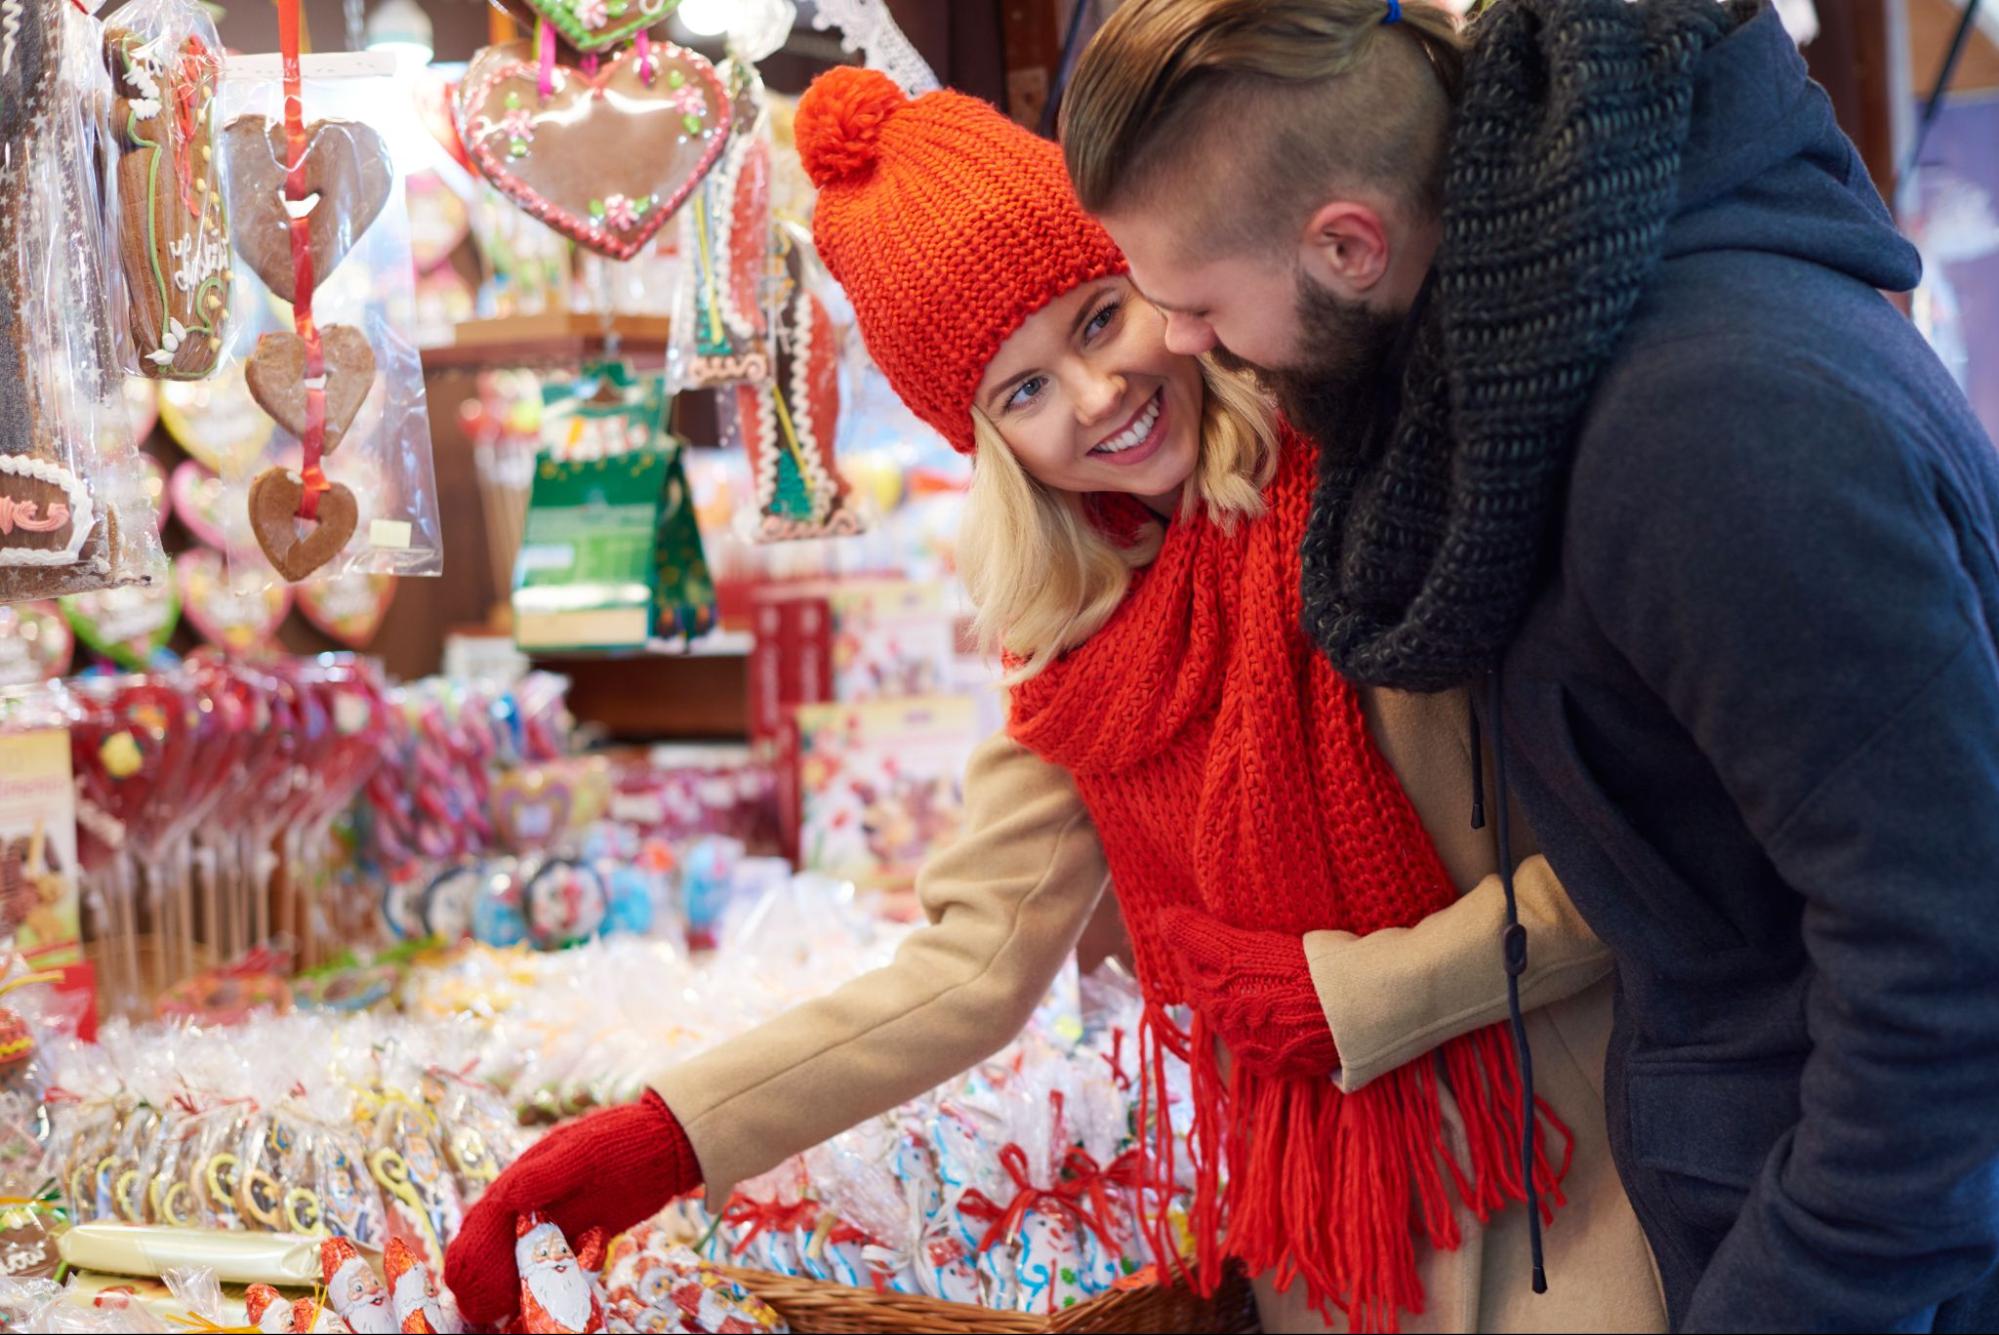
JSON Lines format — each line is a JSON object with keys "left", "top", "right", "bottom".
{"left": 322, "top": 1236, "right": 398, "bottom": 1334}
{"left": 293, "top": 1296, "right": 349, "bottom": 1334}
{"left": 386, "top": 1235, "right": 459, "bottom": 1334}
{"left": 245, "top": 1285, "right": 298, "bottom": 1334}
{"left": 514, "top": 1212, "right": 604, "bottom": 1335}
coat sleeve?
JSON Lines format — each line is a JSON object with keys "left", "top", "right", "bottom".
{"left": 1305, "top": 854, "right": 1612, "bottom": 1093}
{"left": 1573, "top": 347, "right": 1999, "bottom": 1331}
{"left": 652, "top": 730, "right": 1108, "bottom": 1201}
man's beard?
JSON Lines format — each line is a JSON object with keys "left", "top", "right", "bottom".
{"left": 1218, "top": 271, "right": 1404, "bottom": 459}
{"left": 524, "top": 1257, "right": 595, "bottom": 1332}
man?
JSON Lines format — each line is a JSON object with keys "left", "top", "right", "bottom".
{"left": 1063, "top": 1, "right": 1999, "bottom": 1330}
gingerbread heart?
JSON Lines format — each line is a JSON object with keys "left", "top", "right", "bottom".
{"left": 458, "top": 41, "right": 731, "bottom": 261}
{"left": 490, "top": 0, "right": 685, "bottom": 55}
{"left": 245, "top": 325, "right": 377, "bottom": 454}
{"left": 0, "top": 602, "right": 74, "bottom": 686}
{"left": 295, "top": 569, "right": 395, "bottom": 648}
{"left": 221, "top": 116, "right": 393, "bottom": 305}
{"left": 174, "top": 547, "right": 292, "bottom": 655}
{"left": 159, "top": 361, "right": 276, "bottom": 476}
{"left": 248, "top": 468, "right": 358, "bottom": 583}
{"left": 60, "top": 582, "right": 181, "bottom": 671}
{"left": 168, "top": 460, "right": 244, "bottom": 552}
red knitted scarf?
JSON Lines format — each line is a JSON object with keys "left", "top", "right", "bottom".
{"left": 1008, "top": 429, "right": 1568, "bottom": 1331}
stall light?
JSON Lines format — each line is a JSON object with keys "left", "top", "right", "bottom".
{"left": 367, "top": 0, "right": 435, "bottom": 72}
{"left": 676, "top": 0, "right": 733, "bottom": 38}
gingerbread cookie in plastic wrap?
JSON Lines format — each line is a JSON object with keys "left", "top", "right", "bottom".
{"left": 0, "top": 0, "right": 168, "bottom": 604}
{"left": 102, "top": 0, "right": 233, "bottom": 381}
{"left": 669, "top": 60, "right": 772, "bottom": 390}
{"left": 728, "top": 224, "right": 863, "bottom": 542}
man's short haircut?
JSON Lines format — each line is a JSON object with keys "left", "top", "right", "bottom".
{"left": 1062, "top": 0, "right": 1463, "bottom": 257}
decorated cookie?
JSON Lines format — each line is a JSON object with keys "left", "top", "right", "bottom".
{"left": 168, "top": 459, "right": 246, "bottom": 552}
{"left": 0, "top": 454, "right": 96, "bottom": 570}
{"left": 458, "top": 39, "right": 731, "bottom": 261}
{"left": 245, "top": 325, "right": 378, "bottom": 454}
{"left": 494, "top": 0, "right": 686, "bottom": 55}
{"left": 221, "top": 116, "right": 393, "bottom": 305}
{"left": 159, "top": 361, "right": 277, "bottom": 476}
{"left": 248, "top": 467, "right": 358, "bottom": 582}
{"left": 174, "top": 546, "right": 291, "bottom": 655}
{"left": 105, "top": 27, "right": 231, "bottom": 380}
{"left": 674, "top": 63, "right": 771, "bottom": 387}
{"left": 295, "top": 568, "right": 395, "bottom": 647}
{"left": 736, "top": 239, "right": 862, "bottom": 542}
{"left": 60, "top": 581, "right": 180, "bottom": 670}
{"left": 522, "top": 858, "right": 607, "bottom": 949}
{"left": 0, "top": 602, "right": 73, "bottom": 686}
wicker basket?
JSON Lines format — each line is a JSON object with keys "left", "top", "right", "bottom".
{"left": 716, "top": 1264, "right": 1261, "bottom": 1335}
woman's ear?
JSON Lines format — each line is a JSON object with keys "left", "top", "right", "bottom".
{"left": 1297, "top": 200, "right": 1392, "bottom": 300}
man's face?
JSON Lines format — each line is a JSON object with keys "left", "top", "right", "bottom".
{"left": 1096, "top": 205, "right": 1313, "bottom": 373}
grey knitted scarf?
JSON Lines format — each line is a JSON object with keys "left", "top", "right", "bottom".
{"left": 1299, "top": 0, "right": 1758, "bottom": 693}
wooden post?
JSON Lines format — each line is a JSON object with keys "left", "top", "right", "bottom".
{"left": 1803, "top": 0, "right": 1909, "bottom": 205}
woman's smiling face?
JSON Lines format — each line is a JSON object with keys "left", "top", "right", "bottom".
{"left": 972, "top": 276, "right": 1206, "bottom": 513}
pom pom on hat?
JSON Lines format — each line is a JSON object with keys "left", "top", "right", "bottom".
{"left": 795, "top": 67, "right": 1127, "bottom": 453}
{"left": 795, "top": 67, "right": 907, "bottom": 189}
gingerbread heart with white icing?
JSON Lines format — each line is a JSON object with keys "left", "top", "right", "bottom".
{"left": 458, "top": 40, "right": 731, "bottom": 261}
{"left": 245, "top": 325, "right": 377, "bottom": 454}
{"left": 222, "top": 116, "right": 393, "bottom": 305}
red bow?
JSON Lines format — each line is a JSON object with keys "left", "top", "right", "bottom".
{"left": 722, "top": 1197, "right": 820, "bottom": 1257}
{"left": 956, "top": 1143, "right": 1119, "bottom": 1257}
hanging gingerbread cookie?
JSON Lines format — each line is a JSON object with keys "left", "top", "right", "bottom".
{"left": 672, "top": 60, "right": 771, "bottom": 388}
{"left": 735, "top": 229, "right": 863, "bottom": 542}
{"left": 458, "top": 37, "right": 731, "bottom": 261}
{"left": 104, "top": 21, "right": 231, "bottom": 380}
{"left": 220, "top": 109, "right": 386, "bottom": 582}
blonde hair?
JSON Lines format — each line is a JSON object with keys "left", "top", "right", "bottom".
{"left": 958, "top": 358, "right": 1278, "bottom": 681}
{"left": 1061, "top": 0, "right": 1462, "bottom": 255}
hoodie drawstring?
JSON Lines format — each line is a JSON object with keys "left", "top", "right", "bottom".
{"left": 1481, "top": 669, "right": 1547, "bottom": 1293}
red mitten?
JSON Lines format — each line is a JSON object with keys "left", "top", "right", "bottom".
{"left": 444, "top": 1090, "right": 699, "bottom": 1326}
{"left": 1164, "top": 906, "right": 1341, "bottom": 1078}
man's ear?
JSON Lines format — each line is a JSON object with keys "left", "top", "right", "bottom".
{"left": 1297, "top": 200, "right": 1392, "bottom": 300}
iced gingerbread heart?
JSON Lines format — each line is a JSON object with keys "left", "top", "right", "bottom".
{"left": 222, "top": 116, "right": 393, "bottom": 304}
{"left": 248, "top": 468, "right": 358, "bottom": 583}
{"left": 489, "top": 0, "right": 685, "bottom": 55}
{"left": 458, "top": 39, "right": 730, "bottom": 261}
{"left": 174, "top": 547, "right": 291, "bottom": 655}
{"left": 245, "top": 325, "right": 377, "bottom": 453}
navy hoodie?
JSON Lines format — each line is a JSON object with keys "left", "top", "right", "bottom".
{"left": 1495, "top": 5, "right": 1999, "bottom": 1330}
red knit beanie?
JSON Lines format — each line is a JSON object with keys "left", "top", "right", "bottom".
{"left": 795, "top": 68, "right": 1128, "bottom": 454}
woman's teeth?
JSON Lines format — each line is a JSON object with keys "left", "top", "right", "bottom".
{"left": 1093, "top": 392, "right": 1161, "bottom": 455}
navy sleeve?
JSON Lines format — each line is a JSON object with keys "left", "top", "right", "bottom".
{"left": 1572, "top": 342, "right": 1999, "bottom": 1332}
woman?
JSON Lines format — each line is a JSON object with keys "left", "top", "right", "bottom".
{"left": 445, "top": 69, "right": 1661, "bottom": 1334}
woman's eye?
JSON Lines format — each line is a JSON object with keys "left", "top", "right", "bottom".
{"left": 1007, "top": 375, "right": 1046, "bottom": 411}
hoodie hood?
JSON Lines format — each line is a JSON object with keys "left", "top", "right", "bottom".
{"left": 1666, "top": 2, "right": 1920, "bottom": 291}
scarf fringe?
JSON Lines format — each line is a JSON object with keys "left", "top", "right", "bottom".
{"left": 1137, "top": 1002, "right": 1574, "bottom": 1333}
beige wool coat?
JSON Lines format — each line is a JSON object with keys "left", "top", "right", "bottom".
{"left": 655, "top": 687, "right": 1665, "bottom": 1333}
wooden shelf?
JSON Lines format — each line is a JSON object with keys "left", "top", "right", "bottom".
{"left": 542, "top": 648, "right": 750, "bottom": 741}
{"left": 420, "top": 314, "right": 673, "bottom": 370}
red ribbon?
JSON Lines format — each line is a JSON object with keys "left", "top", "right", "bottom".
{"left": 277, "top": 0, "right": 328, "bottom": 522}
{"left": 956, "top": 1143, "right": 1119, "bottom": 1257}
{"left": 722, "top": 1197, "right": 820, "bottom": 1257}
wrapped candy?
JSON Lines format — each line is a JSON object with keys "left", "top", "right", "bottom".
{"left": 598, "top": 1224, "right": 784, "bottom": 1335}
{"left": 322, "top": 1235, "right": 398, "bottom": 1334}
{"left": 246, "top": 1283, "right": 297, "bottom": 1333}
{"left": 384, "top": 1236, "right": 458, "bottom": 1335}
{"left": 514, "top": 1211, "right": 603, "bottom": 1335}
